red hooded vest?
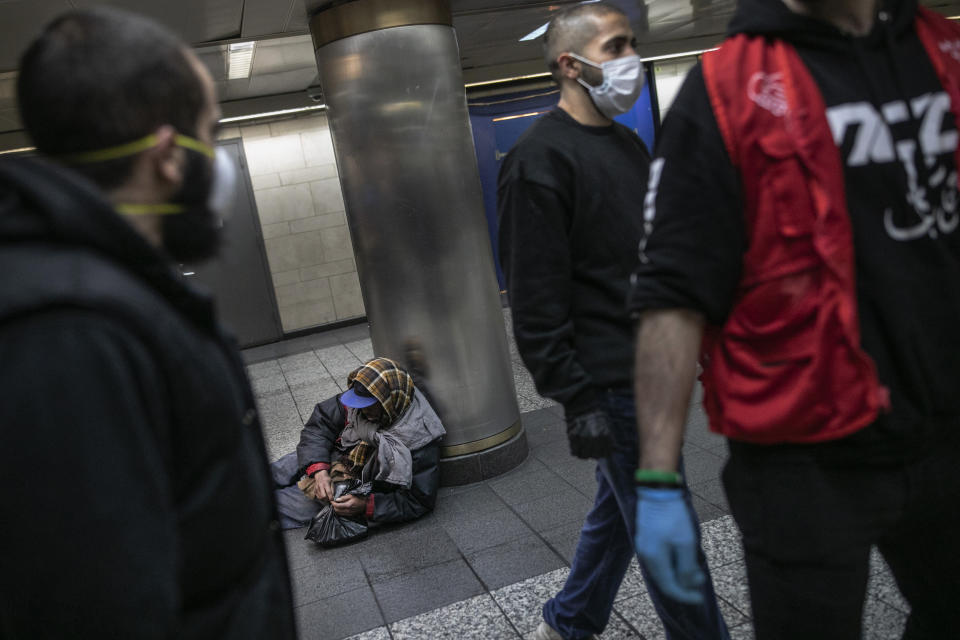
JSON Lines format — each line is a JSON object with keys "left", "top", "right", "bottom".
{"left": 699, "top": 7, "right": 960, "bottom": 444}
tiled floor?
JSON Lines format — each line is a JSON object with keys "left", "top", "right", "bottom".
{"left": 244, "top": 312, "right": 909, "bottom": 640}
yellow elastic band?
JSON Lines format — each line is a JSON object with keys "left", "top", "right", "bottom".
{"left": 115, "top": 203, "right": 185, "bottom": 216}
{"left": 173, "top": 134, "right": 214, "bottom": 159}
{"left": 62, "top": 135, "right": 161, "bottom": 163}
{"left": 61, "top": 133, "right": 213, "bottom": 164}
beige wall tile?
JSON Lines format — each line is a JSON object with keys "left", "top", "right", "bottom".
{"left": 243, "top": 134, "right": 306, "bottom": 176}
{"left": 217, "top": 127, "right": 241, "bottom": 140}
{"left": 329, "top": 271, "right": 360, "bottom": 297}
{"left": 265, "top": 230, "right": 326, "bottom": 273}
{"left": 302, "top": 129, "right": 337, "bottom": 167}
{"left": 261, "top": 221, "right": 290, "bottom": 240}
{"left": 333, "top": 291, "right": 365, "bottom": 320}
{"left": 279, "top": 298, "right": 338, "bottom": 332}
{"left": 280, "top": 165, "right": 338, "bottom": 186}
{"left": 310, "top": 177, "right": 346, "bottom": 214}
{"left": 319, "top": 225, "right": 354, "bottom": 262}
{"left": 240, "top": 123, "right": 272, "bottom": 140}
{"left": 270, "top": 114, "right": 328, "bottom": 137}
{"left": 272, "top": 269, "right": 300, "bottom": 287}
{"left": 300, "top": 258, "right": 356, "bottom": 281}
{"left": 289, "top": 211, "right": 346, "bottom": 234}
{"left": 251, "top": 173, "right": 281, "bottom": 190}
{"left": 275, "top": 277, "right": 333, "bottom": 307}
{"left": 254, "top": 183, "right": 314, "bottom": 225}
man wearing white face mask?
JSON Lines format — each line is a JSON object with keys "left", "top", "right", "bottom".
{"left": 497, "top": 3, "right": 728, "bottom": 639}
{"left": 0, "top": 8, "right": 296, "bottom": 638}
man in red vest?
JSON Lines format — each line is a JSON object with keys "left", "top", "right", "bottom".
{"left": 629, "top": 0, "right": 960, "bottom": 637}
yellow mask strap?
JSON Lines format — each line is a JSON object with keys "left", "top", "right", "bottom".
{"left": 115, "top": 203, "right": 186, "bottom": 216}
{"left": 61, "top": 133, "right": 214, "bottom": 164}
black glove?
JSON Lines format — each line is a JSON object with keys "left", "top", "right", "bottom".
{"left": 565, "top": 409, "right": 614, "bottom": 459}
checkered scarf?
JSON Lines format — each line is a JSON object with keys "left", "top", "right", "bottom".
{"left": 346, "top": 357, "right": 414, "bottom": 424}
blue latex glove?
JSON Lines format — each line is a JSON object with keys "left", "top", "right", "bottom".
{"left": 634, "top": 486, "right": 706, "bottom": 605}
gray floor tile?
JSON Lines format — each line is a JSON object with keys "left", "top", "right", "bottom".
{"left": 700, "top": 516, "right": 743, "bottom": 569}
{"left": 490, "top": 460, "right": 565, "bottom": 506}
{"left": 550, "top": 458, "right": 599, "bottom": 499}
{"left": 344, "top": 339, "right": 375, "bottom": 363}
{"left": 612, "top": 591, "right": 665, "bottom": 640}
{"left": 511, "top": 488, "right": 594, "bottom": 532}
{"left": 614, "top": 588, "right": 746, "bottom": 639}
{"left": 466, "top": 534, "right": 566, "bottom": 591}
{"left": 283, "top": 366, "right": 338, "bottom": 389}
{"left": 291, "top": 553, "right": 367, "bottom": 607}
{"left": 598, "top": 611, "right": 644, "bottom": 639}
{"left": 246, "top": 359, "right": 281, "bottom": 380}
{"left": 867, "top": 568, "right": 910, "bottom": 613}
{"left": 519, "top": 394, "right": 557, "bottom": 412}
{"left": 432, "top": 484, "right": 510, "bottom": 519}
{"left": 359, "top": 521, "right": 461, "bottom": 581}
{"left": 709, "top": 560, "right": 752, "bottom": 619}
{"left": 681, "top": 448, "right": 726, "bottom": 487}
{"left": 371, "top": 558, "right": 485, "bottom": 624}
{"left": 491, "top": 568, "right": 570, "bottom": 635}
{"left": 521, "top": 412, "right": 566, "bottom": 449}
{"left": 690, "top": 479, "right": 730, "bottom": 512}
{"left": 685, "top": 405, "right": 725, "bottom": 450}
{"left": 284, "top": 527, "right": 333, "bottom": 571}
{"left": 278, "top": 351, "right": 323, "bottom": 372}
{"left": 692, "top": 496, "right": 726, "bottom": 523}
{"left": 532, "top": 438, "right": 574, "bottom": 467}
{"left": 390, "top": 594, "right": 519, "bottom": 639}
{"left": 437, "top": 503, "right": 536, "bottom": 555}
{"left": 295, "top": 585, "right": 382, "bottom": 640}
{"left": 614, "top": 559, "right": 648, "bottom": 603}
{"left": 252, "top": 373, "right": 290, "bottom": 396}
{"left": 728, "top": 622, "right": 755, "bottom": 640}
{"left": 344, "top": 627, "right": 391, "bottom": 640}
{"left": 863, "top": 595, "right": 908, "bottom": 640}
{"left": 541, "top": 520, "right": 584, "bottom": 565}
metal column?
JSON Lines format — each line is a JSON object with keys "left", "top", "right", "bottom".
{"left": 306, "top": 0, "right": 525, "bottom": 481}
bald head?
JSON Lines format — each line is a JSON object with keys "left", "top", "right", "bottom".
{"left": 543, "top": 2, "right": 627, "bottom": 80}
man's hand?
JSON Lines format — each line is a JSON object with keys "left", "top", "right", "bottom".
{"left": 313, "top": 470, "right": 334, "bottom": 502}
{"left": 634, "top": 486, "right": 705, "bottom": 604}
{"left": 332, "top": 494, "right": 367, "bottom": 517}
{"left": 565, "top": 409, "right": 614, "bottom": 459}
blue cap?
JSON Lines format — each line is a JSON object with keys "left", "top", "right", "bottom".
{"left": 340, "top": 383, "right": 378, "bottom": 409}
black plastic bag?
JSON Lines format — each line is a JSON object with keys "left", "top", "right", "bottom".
{"left": 304, "top": 479, "right": 371, "bottom": 547}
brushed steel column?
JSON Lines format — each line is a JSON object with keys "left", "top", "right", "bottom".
{"left": 307, "top": 0, "right": 524, "bottom": 475}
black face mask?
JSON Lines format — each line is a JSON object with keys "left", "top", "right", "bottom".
{"left": 161, "top": 147, "right": 222, "bottom": 264}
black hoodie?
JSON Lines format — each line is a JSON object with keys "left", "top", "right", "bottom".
{"left": 0, "top": 157, "right": 296, "bottom": 638}
{"left": 629, "top": 0, "right": 960, "bottom": 462}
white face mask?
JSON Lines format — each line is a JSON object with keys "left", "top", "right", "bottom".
{"left": 569, "top": 53, "right": 645, "bottom": 119}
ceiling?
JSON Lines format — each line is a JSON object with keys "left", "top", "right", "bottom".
{"left": 1, "top": 0, "right": 960, "bottom": 137}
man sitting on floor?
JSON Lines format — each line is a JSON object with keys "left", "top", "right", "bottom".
{"left": 271, "top": 357, "right": 445, "bottom": 530}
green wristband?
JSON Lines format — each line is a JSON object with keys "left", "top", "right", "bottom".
{"left": 634, "top": 469, "right": 682, "bottom": 485}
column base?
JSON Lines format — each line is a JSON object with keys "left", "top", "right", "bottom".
{"left": 438, "top": 427, "right": 528, "bottom": 486}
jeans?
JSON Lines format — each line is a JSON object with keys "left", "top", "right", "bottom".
{"left": 543, "top": 389, "right": 729, "bottom": 639}
{"left": 270, "top": 451, "right": 324, "bottom": 530}
{"left": 724, "top": 437, "right": 960, "bottom": 640}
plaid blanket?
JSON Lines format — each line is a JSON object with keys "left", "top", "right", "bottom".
{"left": 346, "top": 357, "right": 414, "bottom": 423}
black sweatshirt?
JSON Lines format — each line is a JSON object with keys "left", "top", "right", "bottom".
{"left": 498, "top": 108, "right": 650, "bottom": 415}
{"left": 629, "top": 0, "right": 960, "bottom": 461}
{"left": 0, "top": 158, "right": 296, "bottom": 638}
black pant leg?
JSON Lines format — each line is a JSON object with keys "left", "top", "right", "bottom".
{"left": 722, "top": 444, "right": 900, "bottom": 640}
{"left": 877, "top": 440, "right": 960, "bottom": 639}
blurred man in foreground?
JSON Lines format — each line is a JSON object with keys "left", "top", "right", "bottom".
{"left": 0, "top": 8, "right": 296, "bottom": 637}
